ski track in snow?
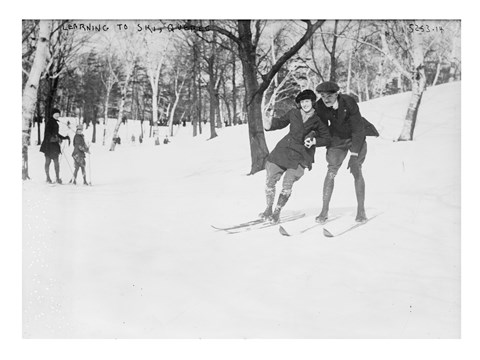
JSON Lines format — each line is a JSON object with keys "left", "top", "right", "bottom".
{"left": 23, "top": 82, "right": 461, "bottom": 338}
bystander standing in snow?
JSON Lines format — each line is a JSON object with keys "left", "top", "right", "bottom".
{"left": 314, "top": 81, "right": 369, "bottom": 223}
{"left": 261, "top": 89, "right": 331, "bottom": 223}
{"left": 39, "top": 108, "right": 70, "bottom": 184}
{"left": 71, "top": 124, "right": 90, "bottom": 185}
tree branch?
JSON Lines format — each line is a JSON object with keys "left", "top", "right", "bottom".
{"left": 255, "top": 20, "right": 324, "bottom": 97}
{"left": 206, "top": 24, "right": 241, "bottom": 46}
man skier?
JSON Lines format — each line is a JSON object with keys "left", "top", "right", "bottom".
{"left": 313, "top": 81, "right": 369, "bottom": 224}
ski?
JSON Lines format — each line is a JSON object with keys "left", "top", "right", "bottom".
{"left": 211, "top": 218, "right": 266, "bottom": 231}
{"left": 213, "top": 212, "right": 305, "bottom": 234}
{"left": 278, "top": 215, "right": 341, "bottom": 237}
{"left": 322, "top": 212, "right": 381, "bottom": 237}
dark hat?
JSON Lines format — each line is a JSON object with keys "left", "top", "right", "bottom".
{"left": 51, "top": 108, "right": 61, "bottom": 115}
{"left": 316, "top": 81, "right": 340, "bottom": 93}
{"left": 295, "top": 89, "right": 317, "bottom": 103}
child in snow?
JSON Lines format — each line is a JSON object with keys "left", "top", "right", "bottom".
{"left": 71, "top": 124, "right": 90, "bottom": 185}
{"left": 260, "top": 89, "right": 331, "bottom": 223}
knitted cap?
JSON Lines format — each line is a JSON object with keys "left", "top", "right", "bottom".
{"left": 51, "top": 108, "right": 61, "bottom": 115}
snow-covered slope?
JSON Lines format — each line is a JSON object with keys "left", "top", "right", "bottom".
{"left": 23, "top": 82, "right": 461, "bottom": 338}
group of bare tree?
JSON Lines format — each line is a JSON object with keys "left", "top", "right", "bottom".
{"left": 22, "top": 20, "right": 461, "bottom": 178}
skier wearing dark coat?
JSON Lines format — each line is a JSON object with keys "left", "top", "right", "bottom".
{"left": 261, "top": 89, "right": 331, "bottom": 223}
{"left": 39, "top": 108, "right": 70, "bottom": 183}
{"left": 71, "top": 124, "right": 89, "bottom": 185}
{"left": 313, "top": 81, "right": 368, "bottom": 223}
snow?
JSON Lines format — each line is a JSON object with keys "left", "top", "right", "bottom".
{"left": 22, "top": 83, "right": 461, "bottom": 341}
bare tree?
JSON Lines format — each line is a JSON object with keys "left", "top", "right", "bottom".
{"left": 44, "top": 21, "right": 91, "bottom": 120}
{"left": 167, "top": 67, "right": 186, "bottom": 136}
{"left": 109, "top": 32, "right": 140, "bottom": 151}
{"left": 22, "top": 20, "right": 51, "bottom": 180}
{"left": 99, "top": 44, "right": 120, "bottom": 125}
{"left": 140, "top": 28, "right": 172, "bottom": 144}
{"left": 208, "top": 20, "right": 324, "bottom": 174}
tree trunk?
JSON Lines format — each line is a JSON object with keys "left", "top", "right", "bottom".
{"left": 45, "top": 76, "right": 59, "bottom": 122}
{"left": 168, "top": 79, "right": 184, "bottom": 137}
{"left": 329, "top": 20, "right": 339, "bottom": 82}
{"left": 346, "top": 50, "right": 353, "bottom": 94}
{"left": 92, "top": 120, "right": 97, "bottom": 143}
{"left": 35, "top": 98, "right": 42, "bottom": 145}
{"left": 104, "top": 88, "right": 110, "bottom": 125}
{"left": 398, "top": 31, "right": 427, "bottom": 141}
{"left": 364, "top": 77, "right": 370, "bottom": 101}
{"left": 236, "top": 22, "right": 268, "bottom": 174}
{"left": 432, "top": 58, "right": 442, "bottom": 86}
{"left": 22, "top": 20, "right": 51, "bottom": 180}
{"left": 241, "top": 53, "right": 269, "bottom": 174}
{"left": 191, "top": 39, "right": 199, "bottom": 137}
{"left": 208, "top": 84, "right": 218, "bottom": 139}
{"left": 198, "top": 75, "right": 203, "bottom": 135}
{"left": 207, "top": 24, "right": 219, "bottom": 139}
{"left": 110, "top": 69, "right": 133, "bottom": 151}
{"left": 232, "top": 51, "right": 238, "bottom": 125}
{"left": 151, "top": 83, "right": 160, "bottom": 143}
{"left": 397, "top": 68, "right": 426, "bottom": 141}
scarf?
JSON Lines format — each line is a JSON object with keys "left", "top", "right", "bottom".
{"left": 301, "top": 107, "right": 315, "bottom": 123}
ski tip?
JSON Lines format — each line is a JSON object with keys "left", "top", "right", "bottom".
{"left": 323, "top": 228, "right": 334, "bottom": 237}
{"left": 278, "top": 225, "right": 290, "bottom": 237}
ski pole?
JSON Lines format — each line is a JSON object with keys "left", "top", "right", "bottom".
{"left": 61, "top": 142, "right": 74, "bottom": 179}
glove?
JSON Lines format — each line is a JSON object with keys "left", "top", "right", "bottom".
{"left": 347, "top": 155, "right": 360, "bottom": 176}
{"left": 304, "top": 131, "right": 316, "bottom": 148}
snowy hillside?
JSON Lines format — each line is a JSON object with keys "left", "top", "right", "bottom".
{"left": 23, "top": 82, "right": 460, "bottom": 339}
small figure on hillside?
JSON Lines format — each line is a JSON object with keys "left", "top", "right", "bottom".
{"left": 39, "top": 108, "right": 70, "bottom": 184}
{"left": 163, "top": 135, "right": 170, "bottom": 144}
{"left": 131, "top": 134, "right": 136, "bottom": 143}
{"left": 260, "top": 89, "right": 331, "bottom": 223}
{"left": 71, "top": 124, "right": 90, "bottom": 185}
{"left": 313, "top": 81, "right": 370, "bottom": 223}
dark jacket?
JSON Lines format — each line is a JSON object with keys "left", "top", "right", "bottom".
{"left": 39, "top": 118, "right": 68, "bottom": 157}
{"left": 266, "top": 108, "right": 331, "bottom": 170}
{"left": 72, "top": 133, "right": 88, "bottom": 160}
{"left": 315, "top": 94, "right": 366, "bottom": 154}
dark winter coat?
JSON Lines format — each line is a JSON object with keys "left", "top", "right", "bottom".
{"left": 266, "top": 108, "right": 331, "bottom": 170}
{"left": 72, "top": 133, "right": 88, "bottom": 165}
{"left": 39, "top": 118, "right": 68, "bottom": 157}
{"left": 315, "top": 94, "right": 366, "bottom": 154}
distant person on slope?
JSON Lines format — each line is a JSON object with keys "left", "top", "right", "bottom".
{"left": 71, "top": 124, "right": 90, "bottom": 185}
{"left": 261, "top": 89, "right": 331, "bottom": 223}
{"left": 39, "top": 108, "right": 70, "bottom": 184}
{"left": 314, "top": 81, "right": 371, "bottom": 224}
